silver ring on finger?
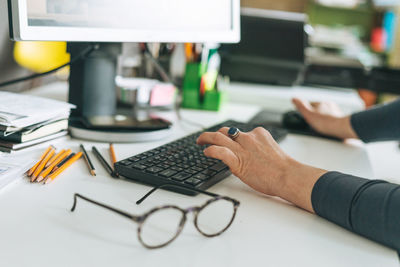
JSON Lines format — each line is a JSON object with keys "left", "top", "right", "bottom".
{"left": 228, "top": 127, "right": 240, "bottom": 140}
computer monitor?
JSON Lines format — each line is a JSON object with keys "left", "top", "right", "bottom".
{"left": 9, "top": 0, "right": 240, "bottom": 43}
{"left": 220, "top": 8, "right": 305, "bottom": 86}
{"left": 8, "top": 0, "right": 240, "bottom": 119}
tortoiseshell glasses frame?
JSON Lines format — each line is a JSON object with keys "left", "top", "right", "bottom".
{"left": 70, "top": 183, "right": 240, "bottom": 249}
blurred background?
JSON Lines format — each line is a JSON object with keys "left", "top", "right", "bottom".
{"left": 241, "top": 0, "right": 400, "bottom": 106}
{"left": 2, "top": 0, "right": 400, "bottom": 107}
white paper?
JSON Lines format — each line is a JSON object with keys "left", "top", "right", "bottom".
{"left": 0, "top": 155, "right": 34, "bottom": 190}
{"left": 0, "top": 92, "right": 75, "bottom": 128}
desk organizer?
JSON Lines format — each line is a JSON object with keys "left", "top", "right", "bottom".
{"left": 182, "top": 63, "right": 227, "bottom": 111}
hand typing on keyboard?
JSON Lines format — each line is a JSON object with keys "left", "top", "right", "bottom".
{"left": 197, "top": 127, "right": 326, "bottom": 212}
{"left": 115, "top": 120, "right": 288, "bottom": 196}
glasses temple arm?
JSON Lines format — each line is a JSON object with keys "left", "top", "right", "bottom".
{"left": 136, "top": 183, "right": 219, "bottom": 205}
{"left": 71, "top": 193, "right": 140, "bottom": 221}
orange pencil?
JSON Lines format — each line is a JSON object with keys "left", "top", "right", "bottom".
{"left": 27, "top": 145, "right": 53, "bottom": 177}
{"left": 184, "top": 43, "right": 194, "bottom": 62}
{"left": 109, "top": 143, "right": 117, "bottom": 168}
{"left": 45, "top": 152, "right": 82, "bottom": 184}
{"left": 31, "top": 148, "right": 55, "bottom": 182}
{"left": 45, "top": 149, "right": 66, "bottom": 168}
{"left": 37, "top": 149, "right": 71, "bottom": 183}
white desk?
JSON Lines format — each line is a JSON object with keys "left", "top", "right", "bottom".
{"left": 0, "top": 82, "right": 398, "bottom": 267}
{"left": 229, "top": 82, "right": 365, "bottom": 114}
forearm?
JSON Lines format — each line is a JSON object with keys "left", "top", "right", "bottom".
{"left": 278, "top": 165, "right": 400, "bottom": 251}
{"left": 312, "top": 172, "right": 400, "bottom": 251}
{"left": 336, "top": 116, "right": 359, "bottom": 139}
{"left": 351, "top": 99, "right": 400, "bottom": 142}
{"left": 278, "top": 160, "right": 327, "bottom": 213}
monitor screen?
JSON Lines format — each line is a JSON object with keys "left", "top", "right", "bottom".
{"left": 9, "top": 0, "right": 240, "bottom": 43}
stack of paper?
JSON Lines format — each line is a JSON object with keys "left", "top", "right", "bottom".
{"left": 0, "top": 92, "right": 75, "bottom": 153}
{"left": 0, "top": 155, "right": 34, "bottom": 190}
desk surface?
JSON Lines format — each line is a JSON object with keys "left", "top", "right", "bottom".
{"left": 229, "top": 82, "right": 365, "bottom": 114}
{"left": 0, "top": 82, "right": 398, "bottom": 267}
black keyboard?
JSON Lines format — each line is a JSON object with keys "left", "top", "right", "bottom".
{"left": 115, "top": 120, "right": 288, "bottom": 196}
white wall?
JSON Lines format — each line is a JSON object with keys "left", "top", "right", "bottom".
{"left": 27, "top": 0, "right": 47, "bottom": 15}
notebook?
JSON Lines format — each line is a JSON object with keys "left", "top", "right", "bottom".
{"left": 0, "top": 119, "right": 68, "bottom": 143}
{"left": 0, "top": 92, "right": 74, "bottom": 129}
{"left": 0, "top": 131, "right": 68, "bottom": 153}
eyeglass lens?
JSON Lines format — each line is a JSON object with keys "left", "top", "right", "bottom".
{"left": 196, "top": 198, "right": 236, "bottom": 236}
{"left": 140, "top": 206, "right": 185, "bottom": 248}
{"left": 139, "top": 198, "right": 236, "bottom": 248}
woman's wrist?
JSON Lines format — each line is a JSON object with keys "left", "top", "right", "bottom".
{"left": 338, "top": 116, "right": 359, "bottom": 140}
{"left": 277, "top": 159, "right": 327, "bottom": 213}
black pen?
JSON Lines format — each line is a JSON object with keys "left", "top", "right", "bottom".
{"left": 92, "top": 146, "right": 118, "bottom": 178}
{"left": 80, "top": 144, "right": 96, "bottom": 176}
{"left": 52, "top": 153, "right": 75, "bottom": 173}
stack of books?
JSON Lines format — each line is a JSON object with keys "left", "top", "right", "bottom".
{"left": 0, "top": 92, "right": 74, "bottom": 153}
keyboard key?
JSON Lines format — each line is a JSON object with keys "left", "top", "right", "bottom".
{"left": 172, "top": 172, "right": 191, "bottom": 181}
{"left": 198, "top": 164, "right": 209, "bottom": 169}
{"left": 131, "top": 163, "right": 147, "bottom": 170}
{"left": 159, "top": 169, "right": 177, "bottom": 177}
{"left": 202, "top": 169, "right": 217, "bottom": 177}
{"left": 177, "top": 163, "right": 190, "bottom": 169}
{"left": 128, "top": 157, "right": 141, "bottom": 162}
{"left": 185, "top": 178, "right": 202, "bottom": 186}
{"left": 185, "top": 169, "right": 199, "bottom": 175}
{"left": 142, "top": 161, "right": 155, "bottom": 167}
{"left": 146, "top": 166, "right": 163, "bottom": 174}
{"left": 193, "top": 173, "right": 209, "bottom": 181}
{"left": 119, "top": 160, "right": 131, "bottom": 166}
{"left": 158, "top": 164, "right": 170, "bottom": 169}
{"left": 210, "top": 162, "right": 228, "bottom": 172}
{"left": 171, "top": 166, "right": 183, "bottom": 172}
{"left": 191, "top": 166, "right": 204, "bottom": 172}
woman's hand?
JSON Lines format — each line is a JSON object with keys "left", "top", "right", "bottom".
{"left": 292, "top": 98, "right": 359, "bottom": 140}
{"left": 197, "top": 127, "right": 327, "bottom": 212}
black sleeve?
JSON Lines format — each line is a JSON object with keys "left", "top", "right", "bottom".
{"left": 351, "top": 99, "right": 400, "bottom": 143}
{"left": 312, "top": 171, "right": 400, "bottom": 252}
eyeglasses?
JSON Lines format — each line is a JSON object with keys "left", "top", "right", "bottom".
{"left": 70, "top": 183, "right": 240, "bottom": 249}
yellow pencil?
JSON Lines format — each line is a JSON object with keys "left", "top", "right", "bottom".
{"left": 31, "top": 148, "right": 55, "bottom": 182}
{"left": 45, "top": 149, "right": 66, "bottom": 168}
{"left": 109, "top": 143, "right": 117, "bottom": 168}
{"left": 37, "top": 149, "right": 71, "bottom": 183}
{"left": 45, "top": 152, "right": 82, "bottom": 184}
{"left": 27, "top": 145, "right": 54, "bottom": 177}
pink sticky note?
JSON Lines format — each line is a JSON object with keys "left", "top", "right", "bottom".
{"left": 150, "top": 84, "right": 176, "bottom": 106}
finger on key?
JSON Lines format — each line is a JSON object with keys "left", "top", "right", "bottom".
{"left": 197, "top": 131, "right": 241, "bottom": 152}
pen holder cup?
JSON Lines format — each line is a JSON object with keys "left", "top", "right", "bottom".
{"left": 182, "top": 89, "right": 227, "bottom": 111}
{"left": 182, "top": 63, "right": 227, "bottom": 111}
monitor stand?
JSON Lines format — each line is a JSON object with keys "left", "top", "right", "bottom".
{"left": 68, "top": 42, "right": 120, "bottom": 118}
{"left": 67, "top": 42, "right": 171, "bottom": 143}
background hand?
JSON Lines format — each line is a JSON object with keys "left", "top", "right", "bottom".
{"left": 292, "top": 98, "right": 358, "bottom": 140}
